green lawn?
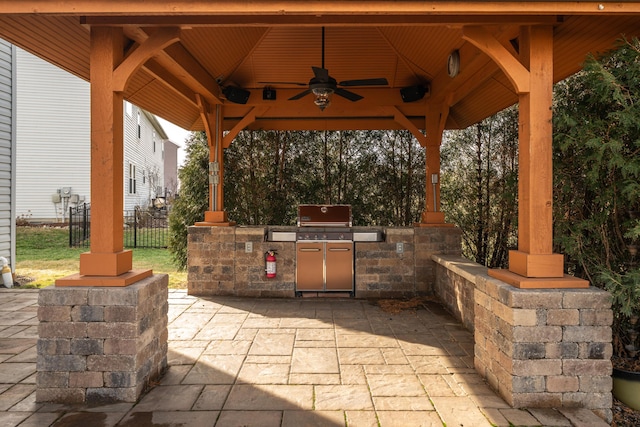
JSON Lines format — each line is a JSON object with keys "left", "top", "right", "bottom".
{"left": 15, "top": 226, "right": 187, "bottom": 288}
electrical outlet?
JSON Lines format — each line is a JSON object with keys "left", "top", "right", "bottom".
{"left": 396, "top": 242, "right": 404, "bottom": 254}
{"left": 245, "top": 242, "right": 253, "bottom": 253}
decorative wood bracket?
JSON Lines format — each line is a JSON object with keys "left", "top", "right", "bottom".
{"left": 391, "top": 107, "right": 426, "bottom": 147}
{"left": 113, "top": 27, "right": 181, "bottom": 92}
{"left": 462, "top": 26, "right": 530, "bottom": 94}
{"left": 223, "top": 107, "right": 269, "bottom": 148}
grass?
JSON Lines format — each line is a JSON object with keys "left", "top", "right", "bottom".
{"left": 15, "top": 226, "right": 187, "bottom": 288}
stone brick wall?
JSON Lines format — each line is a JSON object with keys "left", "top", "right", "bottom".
{"left": 433, "top": 256, "right": 482, "bottom": 332}
{"left": 414, "top": 227, "right": 462, "bottom": 294}
{"left": 37, "top": 274, "right": 168, "bottom": 403}
{"left": 189, "top": 225, "right": 463, "bottom": 298}
{"left": 355, "top": 228, "right": 415, "bottom": 299}
{"left": 432, "top": 254, "right": 613, "bottom": 423}
{"left": 188, "top": 226, "right": 295, "bottom": 297}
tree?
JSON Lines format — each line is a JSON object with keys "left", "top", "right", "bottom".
{"left": 440, "top": 106, "right": 519, "bottom": 268}
{"left": 553, "top": 38, "right": 640, "bottom": 359}
{"left": 167, "top": 132, "right": 209, "bottom": 270}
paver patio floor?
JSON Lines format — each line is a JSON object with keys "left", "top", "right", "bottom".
{"left": 0, "top": 288, "right": 610, "bottom": 426}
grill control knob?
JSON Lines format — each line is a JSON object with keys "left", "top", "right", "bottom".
{"left": 339, "top": 234, "right": 344, "bottom": 240}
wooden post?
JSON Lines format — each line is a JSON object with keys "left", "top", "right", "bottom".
{"left": 487, "top": 26, "right": 587, "bottom": 288}
{"left": 419, "top": 104, "right": 449, "bottom": 225}
{"left": 196, "top": 100, "right": 235, "bottom": 226}
{"left": 57, "top": 26, "right": 151, "bottom": 286}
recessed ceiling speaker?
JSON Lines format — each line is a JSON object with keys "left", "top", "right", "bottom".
{"left": 223, "top": 86, "right": 250, "bottom": 104}
{"left": 400, "top": 85, "right": 428, "bottom": 103}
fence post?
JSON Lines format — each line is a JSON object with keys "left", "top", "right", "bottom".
{"left": 68, "top": 206, "right": 73, "bottom": 247}
{"left": 82, "top": 203, "right": 88, "bottom": 245}
{"left": 133, "top": 210, "right": 137, "bottom": 249}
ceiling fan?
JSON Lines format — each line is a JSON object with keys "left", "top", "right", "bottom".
{"left": 261, "top": 28, "right": 388, "bottom": 111}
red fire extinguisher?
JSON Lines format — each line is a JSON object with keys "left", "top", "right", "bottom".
{"left": 265, "top": 250, "right": 277, "bottom": 278}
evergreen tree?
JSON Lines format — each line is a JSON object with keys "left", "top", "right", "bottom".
{"left": 167, "top": 132, "right": 209, "bottom": 270}
{"left": 553, "top": 38, "right": 640, "bottom": 331}
{"left": 440, "top": 106, "right": 519, "bottom": 268}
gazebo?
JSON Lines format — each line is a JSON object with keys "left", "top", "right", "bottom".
{"left": 1, "top": 1, "right": 638, "bottom": 421}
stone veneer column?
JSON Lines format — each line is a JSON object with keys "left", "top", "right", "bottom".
{"left": 474, "top": 274, "right": 613, "bottom": 422}
{"left": 36, "top": 274, "right": 168, "bottom": 403}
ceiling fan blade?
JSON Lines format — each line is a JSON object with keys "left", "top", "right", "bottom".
{"left": 312, "top": 66, "right": 330, "bottom": 82}
{"left": 339, "top": 78, "right": 389, "bottom": 87}
{"left": 335, "top": 88, "right": 363, "bottom": 102}
{"left": 259, "top": 81, "right": 307, "bottom": 87}
{"left": 288, "top": 89, "right": 312, "bottom": 100}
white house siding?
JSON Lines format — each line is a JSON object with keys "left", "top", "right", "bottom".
{"left": 163, "top": 140, "right": 179, "bottom": 197}
{"left": 0, "top": 40, "right": 15, "bottom": 270}
{"left": 15, "top": 49, "right": 166, "bottom": 221}
{"left": 123, "top": 105, "right": 167, "bottom": 212}
{"left": 15, "top": 47, "right": 90, "bottom": 222}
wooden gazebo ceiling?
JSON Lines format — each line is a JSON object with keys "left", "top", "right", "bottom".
{"left": 2, "top": 3, "right": 640, "bottom": 133}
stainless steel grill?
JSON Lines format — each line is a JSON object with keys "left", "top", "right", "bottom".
{"left": 295, "top": 205, "right": 354, "bottom": 295}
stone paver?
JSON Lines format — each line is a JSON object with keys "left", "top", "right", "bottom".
{"left": 0, "top": 288, "right": 615, "bottom": 426}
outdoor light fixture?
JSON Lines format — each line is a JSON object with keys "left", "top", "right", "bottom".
{"left": 312, "top": 86, "right": 334, "bottom": 111}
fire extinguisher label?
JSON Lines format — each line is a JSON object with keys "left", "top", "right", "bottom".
{"left": 266, "top": 262, "right": 276, "bottom": 275}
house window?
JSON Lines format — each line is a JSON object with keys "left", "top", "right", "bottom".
{"left": 137, "top": 112, "right": 141, "bottom": 139}
{"left": 153, "top": 130, "right": 156, "bottom": 153}
{"left": 129, "top": 163, "right": 137, "bottom": 194}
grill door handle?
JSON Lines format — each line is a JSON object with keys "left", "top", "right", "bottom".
{"left": 328, "top": 248, "right": 351, "bottom": 252}
{"left": 299, "top": 248, "right": 321, "bottom": 252}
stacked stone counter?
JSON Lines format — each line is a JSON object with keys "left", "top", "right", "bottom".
{"left": 433, "top": 255, "right": 613, "bottom": 423}
{"left": 36, "top": 274, "right": 168, "bottom": 403}
{"left": 187, "top": 225, "right": 462, "bottom": 297}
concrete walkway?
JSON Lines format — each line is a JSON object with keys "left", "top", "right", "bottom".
{"left": 0, "top": 288, "right": 610, "bottom": 426}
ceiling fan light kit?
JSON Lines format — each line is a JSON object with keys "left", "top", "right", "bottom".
{"left": 312, "top": 86, "right": 333, "bottom": 111}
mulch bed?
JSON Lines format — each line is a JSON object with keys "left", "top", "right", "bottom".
{"left": 613, "top": 398, "right": 640, "bottom": 426}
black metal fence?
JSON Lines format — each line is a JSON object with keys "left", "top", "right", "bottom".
{"left": 69, "top": 203, "right": 91, "bottom": 248}
{"left": 69, "top": 204, "right": 169, "bottom": 249}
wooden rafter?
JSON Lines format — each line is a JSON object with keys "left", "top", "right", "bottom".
{"left": 123, "top": 26, "right": 223, "bottom": 105}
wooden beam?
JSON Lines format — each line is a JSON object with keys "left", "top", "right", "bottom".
{"left": 83, "top": 14, "right": 561, "bottom": 27}
{"left": 223, "top": 107, "right": 269, "bottom": 148}
{"left": 113, "top": 27, "right": 180, "bottom": 92}
{"left": 462, "top": 26, "right": 530, "bottom": 94}
{"left": 233, "top": 117, "right": 420, "bottom": 131}
{"left": 8, "top": 1, "right": 640, "bottom": 16}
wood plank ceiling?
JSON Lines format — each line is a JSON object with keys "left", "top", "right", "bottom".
{"left": 1, "top": 3, "right": 640, "bottom": 133}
